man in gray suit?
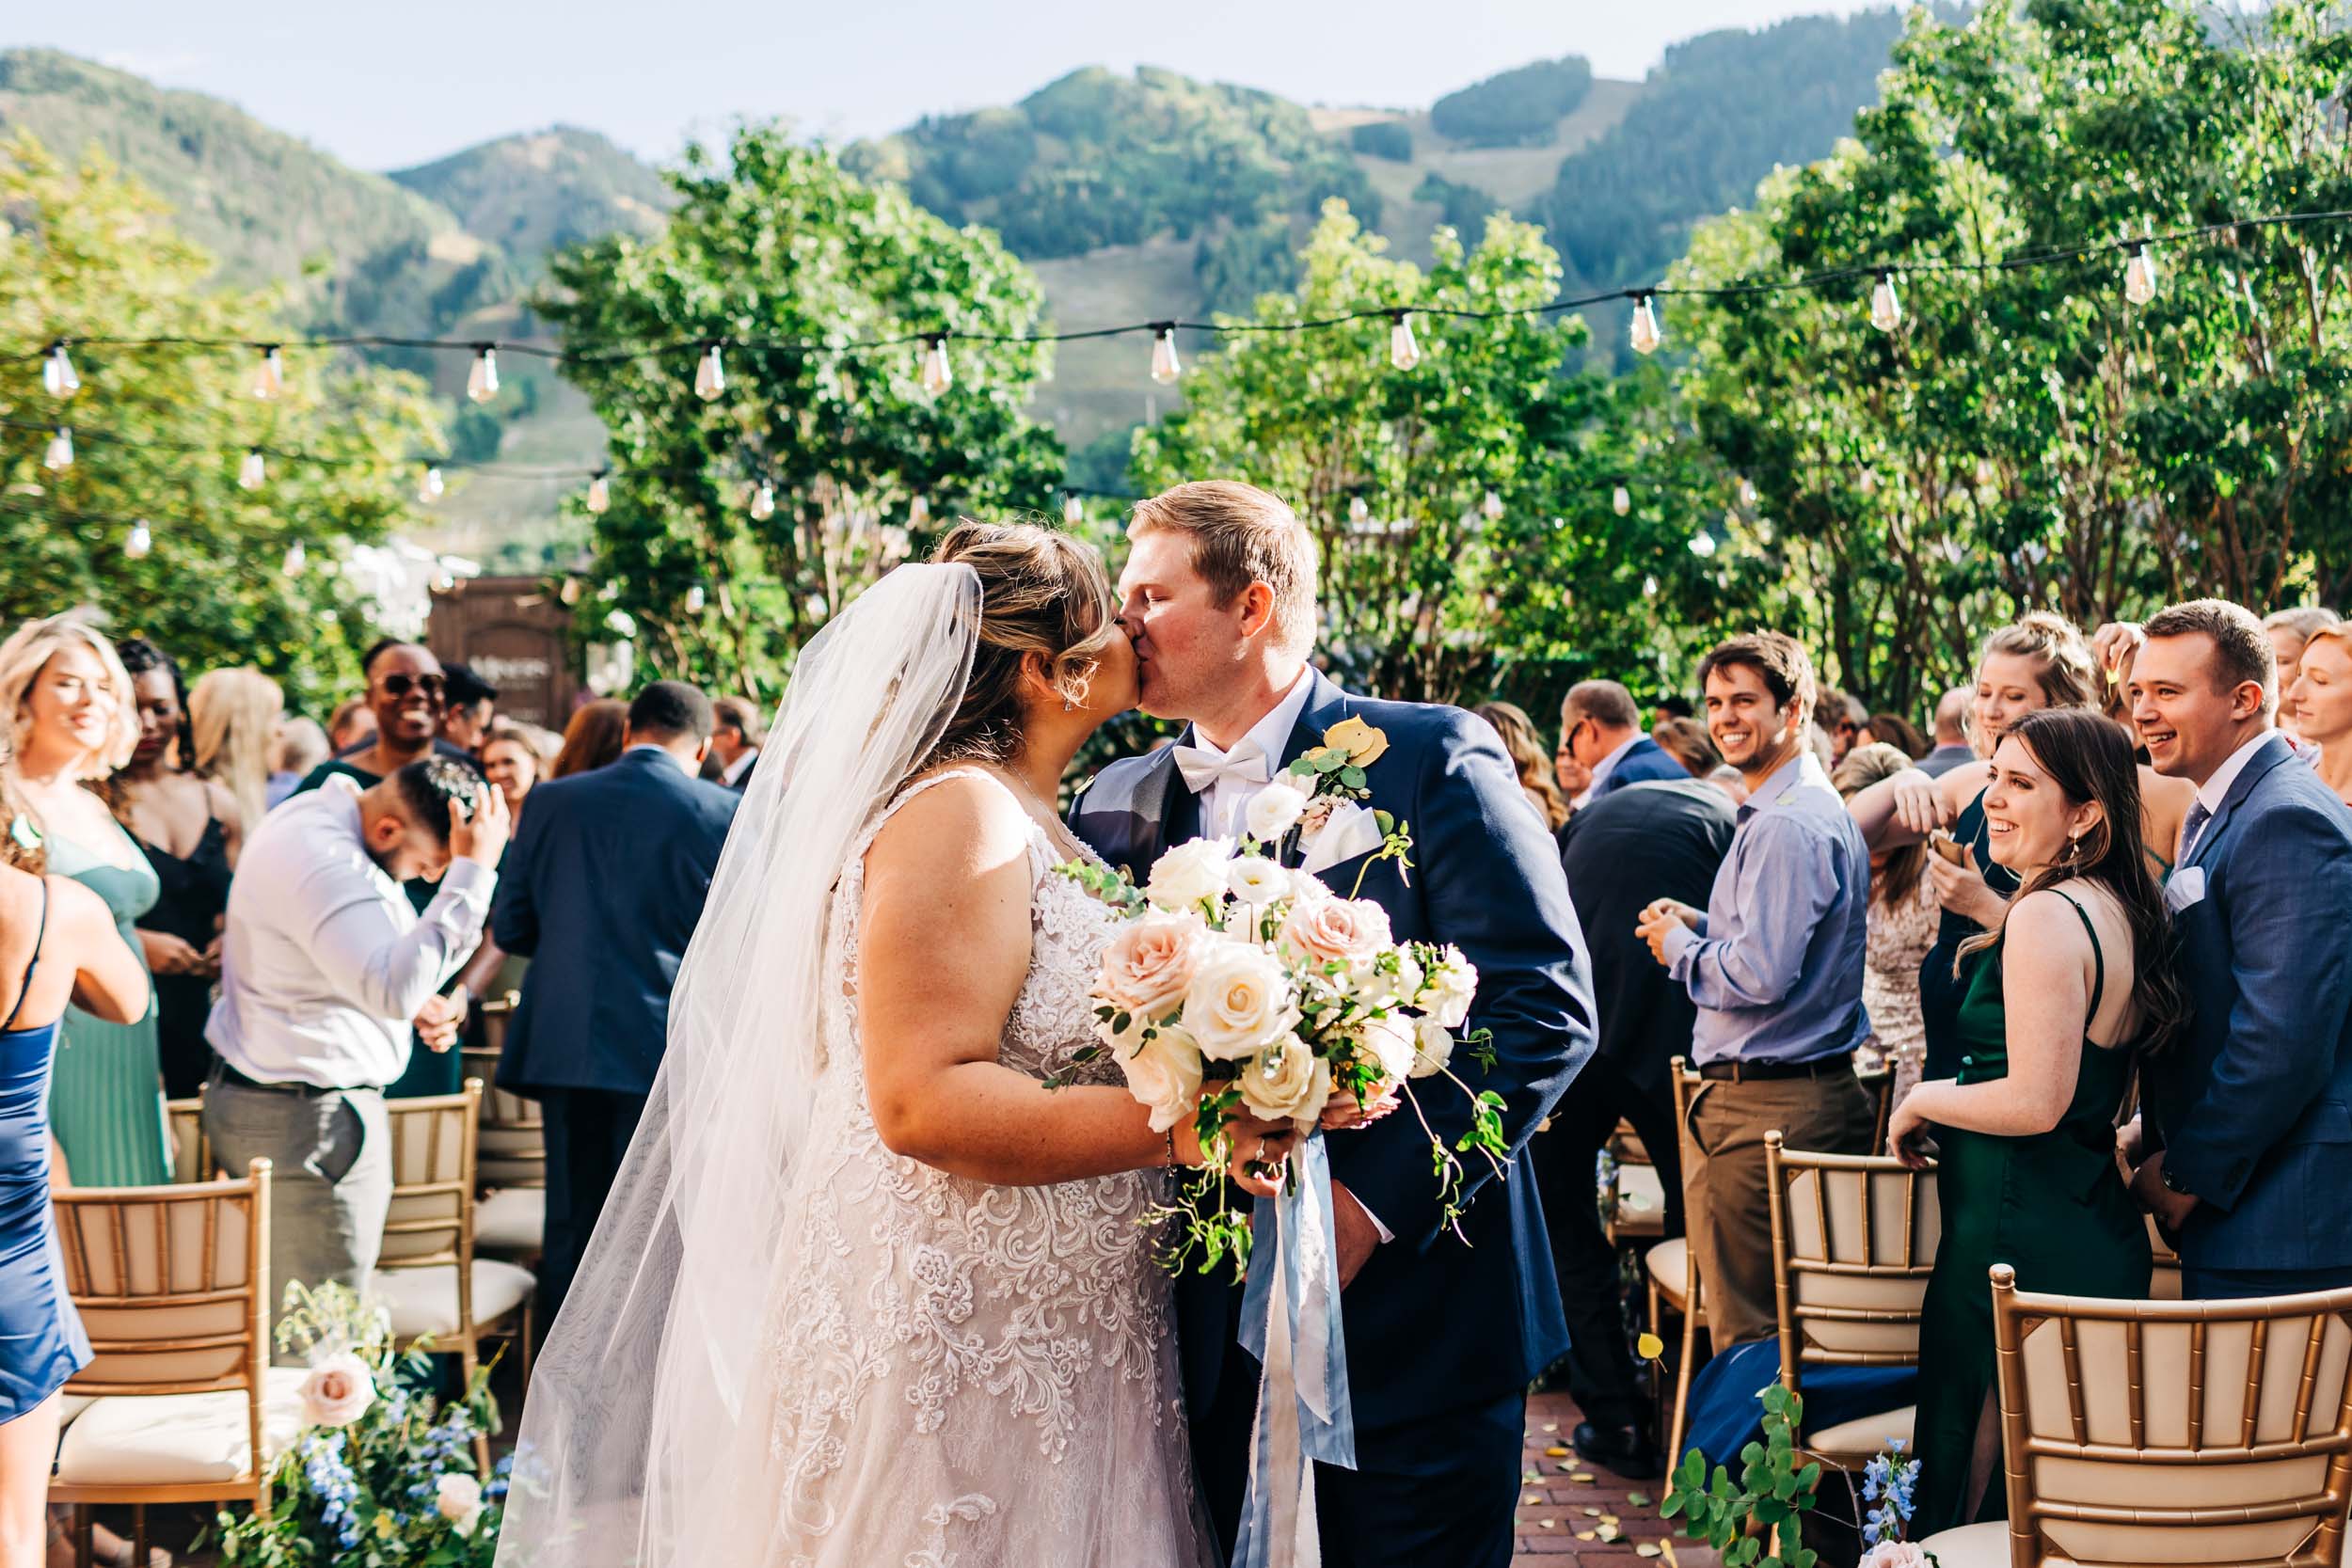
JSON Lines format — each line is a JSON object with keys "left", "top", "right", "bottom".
{"left": 1915, "top": 687, "right": 1977, "bottom": 778}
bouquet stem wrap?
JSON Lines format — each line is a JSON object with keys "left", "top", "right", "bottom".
{"left": 1233, "top": 1133, "right": 1357, "bottom": 1568}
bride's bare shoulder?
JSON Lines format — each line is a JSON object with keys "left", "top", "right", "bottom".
{"left": 866, "top": 768, "right": 1031, "bottom": 879}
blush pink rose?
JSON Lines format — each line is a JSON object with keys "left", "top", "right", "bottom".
{"left": 1099, "top": 911, "right": 1209, "bottom": 1020}
{"left": 1279, "top": 893, "right": 1393, "bottom": 970}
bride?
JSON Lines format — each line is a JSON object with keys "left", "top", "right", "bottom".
{"left": 495, "top": 522, "right": 1295, "bottom": 1567}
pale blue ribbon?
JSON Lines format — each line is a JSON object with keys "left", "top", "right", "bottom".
{"left": 1233, "top": 1132, "right": 1356, "bottom": 1568}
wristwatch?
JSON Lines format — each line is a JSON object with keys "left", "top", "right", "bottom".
{"left": 2159, "top": 1162, "right": 2192, "bottom": 1196}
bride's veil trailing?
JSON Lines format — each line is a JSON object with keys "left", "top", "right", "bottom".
{"left": 494, "top": 562, "right": 981, "bottom": 1567}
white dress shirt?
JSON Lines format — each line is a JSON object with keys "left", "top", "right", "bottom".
{"left": 1187, "top": 666, "right": 1317, "bottom": 840}
{"left": 721, "top": 746, "right": 759, "bottom": 786}
{"left": 2182, "top": 729, "right": 2277, "bottom": 861}
{"left": 206, "top": 775, "right": 496, "bottom": 1089}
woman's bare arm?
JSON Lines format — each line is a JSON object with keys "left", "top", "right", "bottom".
{"left": 58, "top": 877, "right": 150, "bottom": 1025}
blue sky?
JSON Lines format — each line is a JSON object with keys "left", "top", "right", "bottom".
{"left": 27, "top": 0, "right": 1877, "bottom": 170}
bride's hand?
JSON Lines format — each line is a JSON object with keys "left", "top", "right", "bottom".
{"left": 1319, "top": 1080, "right": 1402, "bottom": 1131}
{"left": 1174, "top": 1110, "right": 1297, "bottom": 1198}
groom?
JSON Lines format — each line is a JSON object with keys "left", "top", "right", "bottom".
{"left": 1071, "top": 481, "right": 1597, "bottom": 1567}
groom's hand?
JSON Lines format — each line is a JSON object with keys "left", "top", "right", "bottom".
{"left": 1331, "top": 1179, "right": 1381, "bottom": 1288}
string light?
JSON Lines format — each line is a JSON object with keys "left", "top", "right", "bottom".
{"left": 467, "top": 344, "right": 501, "bottom": 404}
{"left": 1870, "top": 271, "right": 1902, "bottom": 332}
{"left": 1629, "top": 293, "right": 1661, "bottom": 356}
{"left": 921, "top": 334, "right": 953, "bottom": 397}
{"left": 2125, "top": 243, "right": 2159, "bottom": 306}
{"left": 559, "top": 577, "right": 582, "bottom": 606}
{"left": 585, "top": 470, "right": 610, "bottom": 515}
{"left": 693, "top": 343, "right": 725, "bottom": 402}
{"left": 239, "top": 448, "right": 266, "bottom": 490}
{"left": 43, "top": 342, "right": 79, "bottom": 400}
{"left": 1736, "top": 476, "right": 1758, "bottom": 510}
{"left": 251, "top": 345, "right": 284, "bottom": 401}
{"left": 1612, "top": 483, "right": 1631, "bottom": 517}
{"left": 907, "top": 494, "right": 930, "bottom": 526}
{"left": 686, "top": 583, "right": 707, "bottom": 614}
{"left": 42, "top": 426, "right": 72, "bottom": 470}
{"left": 1481, "top": 490, "right": 1504, "bottom": 522}
{"left": 282, "top": 540, "right": 307, "bottom": 576}
{"left": 418, "top": 466, "right": 444, "bottom": 503}
{"left": 1389, "top": 311, "right": 1422, "bottom": 372}
{"left": 125, "top": 519, "right": 152, "bottom": 559}
{"left": 1348, "top": 496, "right": 1371, "bottom": 525}
{"left": 749, "top": 481, "right": 775, "bottom": 521}
{"left": 1150, "top": 325, "right": 1182, "bottom": 384}
{"left": 1062, "top": 493, "right": 1083, "bottom": 526}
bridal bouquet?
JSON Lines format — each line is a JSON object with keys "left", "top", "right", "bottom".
{"left": 1060, "top": 752, "right": 1506, "bottom": 1278}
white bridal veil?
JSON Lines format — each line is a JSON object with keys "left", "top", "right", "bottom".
{"left": 494, "top": 562, "right": 982, "bottom": 1567}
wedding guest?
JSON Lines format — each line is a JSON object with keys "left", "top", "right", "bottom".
{"left": 1472, "top": 701, "right": 1570, "bottom": 830}
{"left": 439, "top": 662, "right": 499, "bottom": 756}
{"left": 1636, "top": 632, "right": 1877, "bottom": 1348}
{"left": 0, "top": 838, "right": 149, "bottom": 1568}
{"left": 1915, "top": 686, "right": 1977, "bottom": 777}
{"left": 2119, "top": 600, "right": 2352, "bottom": 1297}
{"left": 1866, "top": 712, "right": 1928, "bottom": 759}
{"left": 0, "top": 617, "right": 169, "bottom": 1187}
{"left": 478, "top": 730, "right": 541, "bottom": 819}
{"left": 1560, "top": 680, "right": 1688, "bottom": 809}
{"left": 300, "top": 643, "right": 448, "bottom": 794}
{"left": 709, "top": 696, "right": 765, "bottom": 791}
{"left": 2287, "top": 623, "right": 2352, "bottom": 808}
{"left": 548, "top": 699, "right": 628, "bottom": 780}
{"left": 326, "top": 697, "right": 375, "bottom": 755}
{"left": 113, "top": 640, "right": 241, "bottom": 1101}
{"left": 2262, "top": 606, "right": 2339, "bottom": 741}
{"left": 1705, "top": 763, "right": 1748, "bottom": 807}
{"left": 203, "top": 756, "right": 505, "bottom": 1333}
{"left": 1652, "top": 694, "right": 1695, "bottom": 726}
{"left": 1890, "top": 708, "right": 2184, "bottom": 1530}
{"left": 450, "top": 729, "right": 546, "bottom": 1012}
{"left": 1652, "top": 716, "right": 1722, "bottom": 779}
{"left": 1834, "top": 742, "right": 1937, "bottom": 1107}
{"left": 1822, "top": 688, "right": 1869, "bottom": 764}
{"left": 1542, "top": 776, "right": 1734, "bottom": 1477}
{"left": 267, "top": 716, "right": 329, "bottom": 811}
{"left": 490, "top": 682, "right": 739, "bottom": 1320}
{"left": 191, "top": 666, "right": 283, "bottom": 833}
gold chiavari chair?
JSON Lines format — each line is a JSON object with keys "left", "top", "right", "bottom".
{"left": 1657, "top": 1056, "right": 1706, "bottom": 1462}
{"left": 164, "top": 1094, "right": 214, "bottom": 1184}
{"left": 462, "top": 1014, "right": 545, "bottom": 1262}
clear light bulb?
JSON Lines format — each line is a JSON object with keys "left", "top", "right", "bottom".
{"left": 908, "top": 494, "right": 930, "bottom": 527}
{"left": 1612, "top": 483, "right": 1631, "bottom": 517}
{"left": 1348, "top": 496, "right": 1371, "bottom": 525}
{"left": 282, "top": 540, "right": 307, "bottom": 577}
{"left": 749, "top": 482, "right": 776, "bottom": 521}
{"left": 42, "top": 426, "right": 72, "bottom": 470}
{"left": 1150, "top": 325, "right": 1182, "bottom": 385}
{"left": 1870, "top": 272, "right": 1902, "bottom": 332}
{"left": 2124, "top": 244, "right": 2158, "bottom": 307}
{"left": 1063, "top": 493, "right": 1084, "bottom": 526}
{"left": 1690, "top": 530, "right": 1718, "bottom": 558}
{"left": 694, "top": 343, "right": 725, "bottom": 402}
{"left": 1482, "top": 490, "right": 1504, "bottom": 522}
{"left": 43, "top": 342, "right": 79, "bottom": 399}
{"left": 586, "top": 471, "right": 610, "bottom": 515}
{"left": 1737, "top": 476, "right": 1758, "bottom": 511}
{"left": 419, "top": 466, "right": 444, "bottom": 503}
{"left": 467, "top": 345, "right": 500, "bottom": 404}
{"left": 1389, "top": 312, "right": 1422, "bottom": 372}
{"left": 559, "top": 577, "right": 582, "bottom": 606}
{"left": 921, "top": 335, "right": 953, "bottom": 397}
{"left": 686, "top": 584, "right": 707, "bottom": 614}
{"left": 239, "top": 449, "right": 266, "bottom": 490}
{"left": 252, "top": 345, "right": 285, "bottom": 401}
{"left": 126, "top": 519, "right": 152, "bottom": 559}
{"left": 1642, "top": 574, "right": 1660, "bottom": 597}
{"left": 1629, "top": 293, "right": 1661, "bottom": 356}
{"left": 1858, "top": 467, "right": 1879, "bottom": 495}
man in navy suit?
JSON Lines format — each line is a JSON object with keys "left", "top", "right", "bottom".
{"left": 1560, "top": 680, "right": 1690, "bottom": 811}
{"left": 490, "top": 681, "right": 739, "bottom": 1318}
{"left": 2121, "top": 600, "right": 2352, "bottom": 1298}
{"left": 1070, "top": 482, "right": 1596, "bottom": 1568}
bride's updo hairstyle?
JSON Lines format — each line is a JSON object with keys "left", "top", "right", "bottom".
{"left": 922, "top": 519, "right": 1121, "bottom": 767}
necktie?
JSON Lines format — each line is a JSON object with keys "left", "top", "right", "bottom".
{"left": 2178, "top": 800, "right": 2212, "bottom": 864}
{"left": 1171, "top": 737, "right": 1272, "bottom": 797}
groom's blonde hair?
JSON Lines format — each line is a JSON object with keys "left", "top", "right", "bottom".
{"left": 1128, "top": 481, "right": 1319, "bottom": 657}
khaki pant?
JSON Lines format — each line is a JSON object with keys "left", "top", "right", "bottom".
{"left": 1685, "top": 1070, "right": 1877, "bottom": 1349}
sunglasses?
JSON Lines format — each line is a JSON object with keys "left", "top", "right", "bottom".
{"left": 378, "top": 673, "right": 447, "bottom": 699}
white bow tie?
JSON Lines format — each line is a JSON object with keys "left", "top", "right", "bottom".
{"left": 1172, "top": 737, "right": 1271, "bottom": 796}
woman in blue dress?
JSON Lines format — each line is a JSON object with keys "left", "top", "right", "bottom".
{"left": 0, "top": 843, "right": 149, "bottom": 1564}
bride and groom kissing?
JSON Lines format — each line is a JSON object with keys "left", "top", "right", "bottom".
{"left": 495, "top": 481, "right": 1598, "bottom": 1568}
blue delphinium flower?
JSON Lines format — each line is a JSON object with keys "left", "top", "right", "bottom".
{"left": 1887, "top": 1454, "right": 1918, "bottom": 1523}
{"left": 299, "top": 1433, "right": 366, "bottom": 1551}
{"left": 1862, "top": 1452, "right": 1892, "bottom": 1501}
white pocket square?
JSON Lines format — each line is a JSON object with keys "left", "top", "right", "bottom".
{"left": 1300, "top": 801, "right": 1384, "bottom": 876}
{"left": 2163, "top": 865, "right": 2207, "bottom": 913}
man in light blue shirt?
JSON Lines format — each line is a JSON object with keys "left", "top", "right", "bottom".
{"left": 1637, "top": 631, "right": 1878, "bottom": 1346}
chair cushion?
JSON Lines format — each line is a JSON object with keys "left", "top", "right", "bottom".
{"left": 1808, "top": 1402, "right": 1915, "bottom": 1457}
{"left": 372, "top": 1259, "right": 536, "bottom": 1340}
{"left": 1916, "top": 1520, "right": 2009, "bottom": 1568}
{"left": 473, "top": 1186, "right": 544, "bottom": 1257}
{"left": 1645, "top": 1237, "right": 1690, "bottom": 1302}
{"left": 56, "top": 1394, "right": 93, "bottom": 1428}
{"left": 54, "top": 1367, "right": 310, "bottom": 1485}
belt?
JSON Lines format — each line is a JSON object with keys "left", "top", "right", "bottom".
{"left": 211, "top": 1062, "right": 368, "bottom": 1097}
{"left": 1697, "top": 1055, "right": 1851, "bottom": 1083}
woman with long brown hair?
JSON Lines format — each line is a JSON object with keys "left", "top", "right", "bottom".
{"left": 549, "top": 698, "right": 628, "bottom": 780}
{"left": 1889, "top": 708, "right": 2186, "bottom": 1533}
{"left": 1471, "top": 701, "right": 1570, "bottom": 830}
{"left": 1832, "top": 742, "right": 1936, "bottom": 1105}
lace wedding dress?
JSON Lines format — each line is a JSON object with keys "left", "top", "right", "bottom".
{"left": 748, "top": 768, "right": 1212, "bottom": 1567}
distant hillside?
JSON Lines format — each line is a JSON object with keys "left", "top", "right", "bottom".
{"left": 389, "top": 126, "right": 673, "bottom": 274}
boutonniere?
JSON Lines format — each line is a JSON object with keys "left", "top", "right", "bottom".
{"left": 1249, "top": 716, "right": 1414, "bottom": 895}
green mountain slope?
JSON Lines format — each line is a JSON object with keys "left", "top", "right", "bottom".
{"left": 389, "top": 126, "right": 673, "bottom": 274}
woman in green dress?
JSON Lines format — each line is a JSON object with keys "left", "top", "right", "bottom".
{"left": 0, "top": 615, "right": 171, "bottom": 1187}
{"left": 1888, "top": 707, "right": 2187, "bottom": 1532}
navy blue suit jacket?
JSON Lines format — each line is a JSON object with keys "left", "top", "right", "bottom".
{"left": 1070, "top": 671, "right": 1597, "bottom": 1435}
{"left": 1592, "top": 736, "right": 1689, "bottom": 799}
{"left": 490, "top": 748, "right": 739, "bottom": 1097}
{"left": 2150, "top": 733, "right": 2352, "bottom": 1275}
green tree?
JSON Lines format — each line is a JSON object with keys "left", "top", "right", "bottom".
{"left": 0, "top": 131, "right": 444, "bottom": 709}
{"left": 540, "top": 123, "right": 1066, "bottom": 698}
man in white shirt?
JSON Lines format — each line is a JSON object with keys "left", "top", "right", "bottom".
{"left": 203, "top": 755, "right": 508, "bottom": 1336}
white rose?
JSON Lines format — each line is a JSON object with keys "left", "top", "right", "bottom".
{"left": 435, "top": 1472, "right": 485, "bottom": 1536}
{"left": 1425, "top": 947, "right": 1478, "bottom": 1028}
{"left": 1116, "top": 1023, "right": 1203, "bottom": 1133}
{"left": 1147, "top": 837, "right": 1235, "bottom": 912}
{"left": 1359, "top": 1014, "right": 1418, "bottom": 1086}
{"left": 1410, "top": 1014, "right": 1456, "bottom": 1079}
{"left": 1355, "top": 949, "right": 1423, "bottom": 1008}
{"left": 1225, "top": 855, "right": 1293, "bottom": 910}
{"left": 297, "top": 1352, "right": 375, "bottom": 1428}
{"left": 1244, "top": 780, "right": 1311, "bottom": 843}
{"left": 1182, "top": 944, "right": 1301, "bottom": 1062}
{"left": 1239, "top": 1034, "right": 1333, "bottom": 1127}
